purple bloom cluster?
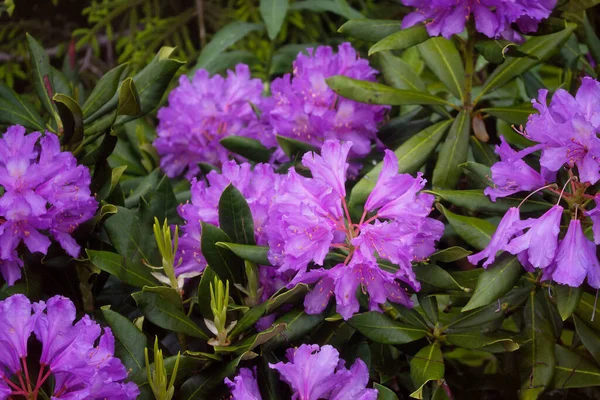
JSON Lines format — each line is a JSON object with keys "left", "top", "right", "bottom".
{"left": 0, "top": 126, "right": 98, "bottom": 286}
{"left": 268, "top": 43, "right": 388, "bottom": 158}
{"left": 154, "top": 64, "right": 275, "bottom": 179}
{"left": 225, "top": 344, "right": 377, "bottom": 400}
{"left": 401, "top": 0, "right": 556, "bottom": 40}
{"left": 469, "top": 77, "right": 600, "bottom": 288}
{"left": 0, "top": 294, "right": 138, "bottom": 399}
{"left": 266, "top": 140, "right": 443, "bottom": 319}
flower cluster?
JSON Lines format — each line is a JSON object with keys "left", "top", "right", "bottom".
{"left": 0, "top": 125, "right": 98, "bottom": 285}
{"left": 266, "top": 140, "right": 443, "bottom": 319}
{"left": 268, "top": 43, "right": 388, "bottom": 158}
{"left": 154, "top": 64, "right": 275, "bottom": 179}
{"left": 0, "top": 294, "right": 139, "bottom": 399}
{"left": 225, "top": 344, "right": 377, "bottom": 400}
{"left": 469, "top": 77, "right": 600, "bottom": 288}
{"left": 401, "top": 0, "right": 556, "bottom": 40}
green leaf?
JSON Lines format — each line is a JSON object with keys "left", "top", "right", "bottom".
{"left": 260, "top": 0, "right": 289, "bottom": 40}
{"left": 369, "top": 24, "right": 429, "bottom": 56}
{"left": 217, "top": 323, "right": 286, "bottom": 355}
{"left": 290, "top": 0, "right": 363, "bottom": 20}
{"left": 410, "top": 343, "right": 445, "bottom": 399}
{"left": 215, "top": 243, "right": 271, "bottom": 266}
{"left": 575, "top": 292, "right": 600, "bottom": 333}
{"left": 439, "top": 204, "right": 496, "bottom": 250}
{"left": 431, "top": 247, "right": 472, "bottom": 263}
{"left": 104, "top": 206, "right": 159, "bottom": 266}
{"left": 476, "top": 23, "right": 577, "bottom": 103}
{"left": 349, "top": 312, "right": 428, "bottom": 344}
{"left": 132, "top": 291, "right": 209, "bottom": 339}
{"left": 415, "top": 264, "right": 469, "bottom": 294}
{"left": 462, "top": 254, "right": 522, "bottom": 312}
{"left": 559, "top": 0, "right": 600, "bottom": 12}
{"left": 386, "top": 303, "right": 430, "bottom": 329}
{"left": 349, "top": 120, "right": 452, "bottom": 207}
{"left": 228, "top": 303, "right": 268, "bottom": 339}
{"left": 218, "top": 185, "right": 256, "bottom": 245}
{"left": 117, "top": 77, "right": 141, "bottom": 116}
{"left": 555, "top": 284, "right": 583, "bottom": 321}
{"left": 417, "top": 37, "right": 465, "bottom": 101}
{"left": 552, "top": 344, "right": 600, "bottom": 388}
{"left": 142, "top": 174, "right": 181, "bottom": 225}
{"left": 470, "top": 138, "right": 497, "bottom": 166}
{"left": 446, "top": 331, "right": 522, "bottom": 351}
{"left": 26, "top": 33, "right": 59, "bottom": 121}
{"left": 0, "top": 83, "right": 45, "bottom": 130}
{"left": 375, "top": 51, "right": 425, "bottom": 91}
{"left": 432, "top": 111, "right": 471, "bottom": 189}
{"left": 87, "top": 250, "right": 160, "bottom": 288}
{"left": 461, "top": 161, "right": 492, "bottom": 188}
{"left": 101, "top": 307, "right": 147, "bottom": 375}
{"left": 81, "top": 63, "right": 128, "bottom": 118}
{"left": 338, "top": 19, "right": 402, "bottom": 42}
{"left": 197, "top": 266, "right": 217, "bottom": 319}
{"left": 276, "top": 134, "right": 318, "bottom": 159}
{"left": 574, "top": 315, "right": 600, "bottom": 363}
{"left": 583, "top": 14, "right": 600, "bottom": 66}
{"left": 475, "top": 39, "right": 532, "bottom": 64}
{"left": 418, "top": 294, "right": 438, "bottom": 324}
{"left": 481, "top": 104, "right": 535, "bottom": 126}
{"left": 53, "top": 93, "right": 83, "bottom": 146}
{"left": 374, "top": 383, "right": 399, "bottom": 400}
{"left": 264, "top": 309, "right": 325, "bottom": 350}
{"left": 220, "top": 136, "right": 272, "bottom": 163}
{"left": 326, "top": 76, "right": 454, "bottom": 107}
{"left": 196, "top": 22, "right": 264, "bottom": 70}
{"left": 266, "top": 284, "right": 310, "bottom": 313}
{"left": 201, "top": 223, "right": 245, "bottom": 285}
{"left": 132, "top": 355, "right": 206, "bottom": 396}
{"left": 430, "top": 189, "right": 551, "bottom": 214}
{"left": 96, "top": 165, "right": 127, "bottom": 202}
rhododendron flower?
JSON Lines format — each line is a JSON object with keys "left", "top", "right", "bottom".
{"left": 154, "top": 64, "right": 276, "bottom": 178}
{"left": 225, "top": 367, "right": 262, "bottom": 400}
{"left": 267, "top": 140, "right": 442, "bottom": 319}
{"left": 401, "top": 0, "right": 556, "bottom": 40}
{"left": 0, "top": 125, "right": 98, "bottom": 285}
{"left": 0, "top": 294, "right": 138, "bottom": 400}
{"left": 268, "top": 43, "right": 388, "bottom": 159}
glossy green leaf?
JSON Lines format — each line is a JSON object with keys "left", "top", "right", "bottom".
{"left": 217, "top": 323, "right": 286, "bottom": 355}
{"left": 276, "top": 134, "right": 318, "bottom": 159}
{"left": 574, "top": 315, "right": 600, "bottom": 363}
{"left": 53, "top": 93, "right": 83, "bottom": 146}
{"left": 375, "top": 51, "right": 425, "bottom": 91}
{"left": 101, "top": 307, "right": 147, "bottom": 375}
{"left": 349, "top": 120, "right": 452, "bottom": 207}
{"left": 326, "top": 76, "right": 454, "bottom": 107}
{"left": 417, "top": 37, "right": 465, "bottom": 101}
{"left": 559, "top": 0, "right": 600, "bottom": 12}
{"left": 220, "top": 136, "right": 272, "bottom": 163}
{"left": 196, "top": 22, "right": 264, "bottom": 70}
{"left": 260, "top": 0, "right": 289, "bottom": 40}
{"left": 338, "top": 19, "right": 402, "bottom": 42}
{"left": 470, "top": 138, "right": 497, "bottom": 166}
{"left": 446, "top": 331, "right": 522, "bottom": 351}
{"left": 375, "top": 383, "right": 399, "bottom": 400}
{"left": 461, "top": 162, "right": 492, "bottom": 188}
{"left": 369, "top": 24, "right": 429, "bottom": 56}
{"left": 430, "top": 189, "right": 551, "bottom": 213}
{"left": 439, "top": 204, "right": 496, "bottom": 250}
{"left": 197, "top": 266, "right": 217, "bottom": 319}
{"left": 96, "top": 165, "right": 127, "bottom": 202}
{"left": 462, "top": 254, "right": 522, "bottom": 312}
{"left": 264, "top": 309, "right": 325, "bottom": 350}
{"left": 556, "top": 284, "right": 583, "bottom": 321}
{"left": 432, "top": 111, "right": 471, "bottom": 189}
{"left": 132, "top": 291, "right": 209, "bottom": 339}
{"left": 349, "top": 312, "right": 428, "bottom": 344}
{"left": 552, "top": 344, "right": 600, "bottom": 389}
{"left": 418, "top": 294, "right": 438, "bottom": 324}
{"left": 201, "top": 223, "right": 245, "bottom": 285}
{"left": 228, "top": 303, "right": 268, "bottom": 339}
{"left": 117, "top": 77, "right": 141, "bottom": 116}
{"left": 410, "top": 343, "right": 445, "bottom": 399}
{"left": 266, "top": 284, "right": 310, "bottom": 313}
{"left": 179, "top": 352, "right": 249, "bottom": 399}
{"left": 142, "top": 174, "right": 181, "bottom": 224}
{"left": 386, "top": 303, "right": 430, "bottom": 329}
{"left": 104, "top": 206, "right": 159, "bottom": 266}
{"left": 415, "top": 264, "right": 469, "bottom": 294}
{"left": 87, "top": 250, "right": 160, "bottom": 288}
{"left": 481, "top": 104, "right": 535, "bottom": 126}
{"left": 290, "top": 0, "right": 363, "bottom": 19}
{"left": 219, "top": 184, "right": 256, "bottom": 245}
{"left": 0, "top": 83, "right": 45, "bottom": 130}
{"left": 26, "top": 33, "right": 59, "bottom": 121}
{"left": 477, "top": 23, "right": 577, "bottom": 102}
{"left": 81, "top": 63, "right": 128, "bottom": 118}
{"left": 215, "top": 243, "right": 270, "bottom": 266}
{"left": 431, "top": 247, "right": 472, "bottom": 263}
{"left": 475, "top": 39, "right": 529, "bottom": 64}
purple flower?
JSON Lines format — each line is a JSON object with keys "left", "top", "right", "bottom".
{"left": 0, "top": 294, "right": 138, "bottom": 399}
{"left": 155, "top": 64, "right": 275, "bottom": 178}
{"left": 0, "top": 126, "right": 98, "bottom": 285}
{"left": 401, "top": 0, "right": 555, "bottom": 40}
{"left": 468, "top": 207, "right": 522, "bottom": 268}
{"left": 551, "top": 219, "right": 597, "bottom": 288}
{"left": 225, "top": 367, "right": 263, "bottom": 400}
{"left": 585, "top": 196, "right": 600, "bottom": 245}
{"left": 268, "top": 43, "right": 387, "bottom": 160}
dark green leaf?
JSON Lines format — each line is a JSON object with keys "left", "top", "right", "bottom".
{"left": 418, "top": 295, "right": 438, "bottom": 324}
{"left": 462, "top": 254, "right": 522, "bottom": 312}
{"left": 104, "top": 206, "right": 159, "bottom": 266}
{"left": 26, "top": 33, "right": 59, "bottom": 121}
{"left": 439, "top": 204, "right": 496, "bottom": 250}
{"left": 265, "top": 284, "right": 310, "bottom": 313}
{"left": 430, "top": 189, "right": 551, "bottom": 214}
{"left": 53, "top": 93, "right": 83, "bottom": 146}
{"left": 556, "top": 284, "right": 583, "bottom": 321}
{"left": 218, "top": 184, "right": 256, "bottom": 245}
{"left": 101, "top": 307, "right": 147, "bottom": 375}
{"left": 349, "top": 312, "right": 428, "bottom": 344}
{"left": 410, "top": 343, "right": 445, "bottom": 399}
{"left": 0, "top": 83, "right": 45, "bottom": 130}
{"left": 82, "top": 63, "right": 128, "bottom": 118}
{"left": 432, "top": 111, "right": 471, "bottom": 189}
{"left": 446, "top": 331, "right": 523, "bottom": 351}
{"left": 375, "top": 51, "right": 425, "bottom": 91}
{"left": 559, "top": 0, "right": 600, "bottom": 12}
{"left": 132, "top": 291, "right": 209, "bottom": 339}
{"left": 117, "top": 77, "right": 141, "bottom": 116}
{"left": 220, "top": 136, "right": 272, "bottom": 163}
{"left": 216, "top": 243, "right": 270, "bottom": 266}
{"left": 197, "top": 266, "right": 217, "bottom": 319}
{"left": 369, "top": 24, "right": 429, "bottom": 56}
{"left": 131, "top": 355, "right": 205, "bottom": 395}
{"left": 290, "top": 0, "right": 363, "bottom": 19}
{"left": 461, "top": 161, "right": 492, "bottom": 188}
{"left": 431, "top": 247, "right": 472, "bottom": 263}
{"left": 201, "top": 223, "right": 245, "bottom": 285}
{"left": 470, "top": 138, "right": 497, "bottom": 166}
{"left": 124, "top": 169, "right": 161, "bottom": 208}
{"left": 574, "top": 314, "right": 600, "bottom": 363}
{"left": 142, "top": 174, "right": 181, "bottom": 225}
{"left": 338, "top": 19, "right": 402, "bottom": 42}
{"left": 228, "top": 303, "right": 268, "bottom": 339}
{"left": 475, "top": 39, "right": 531, "bottom": 64}
{"left": 417, "top": 37, "right": 465, "bottom": 101}
{"left": 96, "top": 165, "right": 127, "bottom": 202}
{"left": 481, "top": 104, "right": 535, "bottom": 125}
{"left": 264, "top": 309, "right": 325, "bottom": 349}
{"left": 415, "top": 264, "right": 469, "bottom": 294}
{"left": 552, "top": 344, "right": 600, "bottom": 388}
{"left": 583, "top": 14, "right": 600, "bottom": 66}
{"left": 374, "top": 383, "right": 399, "bottom": 400}
{"left": 260, "top": 0, "right": 289, "bottom": 40}
{"left": 276, "top": 134, "right": 319, "bottom": 159}
{"left": 196, "top": 22, "right": 264, "bottom": 70}
{"left": 218, "top": 323, "right": 286, "bottom": 355}
{"left": 87, "top": 250, "right": 160, "bottom": 288}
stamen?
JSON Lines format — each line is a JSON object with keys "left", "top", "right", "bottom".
{"left": 593, "top": 289, "right": 599, "bottom": 322}
{"left": 518, "top": 183, "right": 557, "bottom": 208}
{"left": 558, "top": 176, "right": 577, "bottom": 205}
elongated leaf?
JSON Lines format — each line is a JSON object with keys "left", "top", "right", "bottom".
{"left": 228, "top": 303, "right": 268, "bottom": 339}
{"left": 53, "top": 93, "right": 83, "bottom": 147}
{"left": 219, "top": 184, "right": 256, "bottom": 245}
{"left": 290, "top": 0, "right": 363, "bottom": 19}
{"left": 132, "top": 291, "right": 209, "bottom": 339}
{"left": 179, "top": 352, "right": 249, "bottom": 399}
{"left": 574, "top": 315, "right": 600, "bottom": 363}
{"left": 101, "top": 308, "right": 147, "bottom": 375}
{"left": 556, "top": 284, "right": 582, "bottom": 321}
{"left": 264, "top": 309, "right": 325, "bottom": 349}
{"left": 349, "top": 120, "right": 452, "bottom": 207}
{"left": 260, "top": 0, "right": 289, "bottom": 40}
{"left": 477, "top": 24, "right": 577, "bottom": 102}
{"left": 26, "top": 33, "right": 59, "bottom": 120}
{"left": 266, "top": 284, "right": 309, "bottom": 313}
{"left": 326, "top": 76, "right": 454, "bottom": 107}
{"left": 446, "top": 332, "right": 522, "bottom": 351}
{"left": 417, "top": 37, "right": 465, "bottom": 101}
{"left": 430, "top": 189, "right": 551, "bottom": 214}
{"left": 196, "top": 22, "right": 264, "bottom": 69}
{"left": 117, "top": 77, "right": 141, "bottom": 116}
{"left": 220, "top": 136, "right": 272, "bottom": 163}
{"left": 410, "top": 343, "right": 445, "bottom": 399}
{"left": 87, "top": 250, "right": 160, "bottom": 288}
{"left": 132, "top": 355, "right": 206, "bottom": 396}
{"left": 338, "top": 19, "right": 402, "bottom": 42}
{"left": 375, "top": 51, "right": 425, "bottom": 92}
{"left": 201, "top": 223, "right": 245, "bottom": 285}
{"left": 349, "top": 312, "right": 428, "bottom": 344}
{"left": 439, "top": 205, "right": 496, "bottom": 250}
{"left": 375, "top": 383, "right": 399, "bottom": 400}
{"left": 431, "top": 247, "right": 472, "bottom": 263}
{"left": 276, "top": 134, "right": 318, "bottom": 158}
{"left": 415, "top": 264, "right": 469, "bottom": 294}
{"left": 104, "top": 206, "right": 159, "bottom": 266}
{"left": 82, "top": 63, "right": 128, "bottom": 118}
{"left": 433, "top": 111, "right": 471, "bottom": 189}
{"left": 218, "top": 323, "right": 286, "bottom": 355}
{"left": 369, "top": 25, "right": 429, "bottom": 55}
{"left": 470, "top": 138, "right": 497, "bottom": 166}
{"left": 215, "top": 243, "right": 270, "bottom": 266}
{"left": 552, "top": 344, "right": 600, "bottom": 389}
{"left": 0, "top": 83, "right": 45, "bottom": 130}
{"left": 197, "top": 266, "right": 217, "bottom": 319}
{"left": 559, "top": 0, "right": 600, "bottom": 12}
{"left": 462, "top": 254, "right": 522, "bottom": 312}
{"left": 481, "top": 104, "right": 535, "bottom": 126}
{"left": 418, "top": 295, "right": 438, "bottom": 324}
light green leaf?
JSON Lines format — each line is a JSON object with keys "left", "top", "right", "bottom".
{"left": 432, "top": 111, "right": 471, "bottom": 189}
{"left": 410, "top": 343, "right": 445, "bottom": 399}
{"left": 429, "top": 189, "right": 551, "bottom": 213}
{"left": 417, "top": 37, "right": 465, "bottom": 101}
{"left": 81, "top": 63, "right": 128, "bottom": 118}
{"left": 369, "top": 24, "right": 429, "bottom": 56}
{"left": 439, "top": 204, "right": 496, "bottom": 250}
{"left": 215, "top": 243, "right": 271, "bottom": 266}
{"left": 481, "top": 104, "right": 535, "bottom": 126}
{"left": 0, "top": 83, "right": 45, "bottom": 130}
{"left": 556, "top": 284, "right": 583, "bottom": 321}
{"left": 260, "top": 0, "right": 289, "bottom": 40}
{"left": 87, "top": 250, "right": 160, "bottom": 288}
{"left": 196, "top": 22, "right": 264, "bottom": 70}
{"left": 552, "top": 344, "right": 600, "bottom": 389}
{"left": 349, "top": 312, "right": 428, "bottom": 344}
{"left": 26, "top": 33, "right": 59, "bottom": 122}
{"left": 338, "top": 19, "right": 402, "bottom": 42}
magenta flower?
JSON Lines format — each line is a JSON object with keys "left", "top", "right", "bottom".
{"left": 552, "top": 219, "right": 599, "bottom": 288}
{"left": 0, "top": 126, "right": 98, "bottom": 286}
{"left": 0, "top": 294, "right": 138, "bottom": 399}
{"left": 154, "top": 64, "right": 276, "bottom": 178}
{"left": 224, "top": 367, "right": 263, "bottom": 400}
{"left": 268, "top": 43, "right": 387, "bottom": 159}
